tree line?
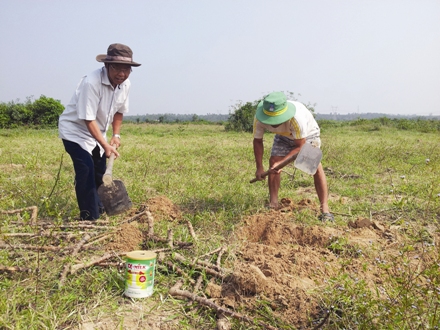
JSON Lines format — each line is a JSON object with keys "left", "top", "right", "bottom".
{"left": 124, "top": 113, "right": 228, "bottom": 123}
{"left": 0, "top": 95, "right": 64, "bottom": 128}
{"left": 1, "top": 95, "right": 438, "bottom": 133}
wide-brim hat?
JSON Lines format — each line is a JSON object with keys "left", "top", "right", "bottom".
{"left": 255, "top": 92, "right": 296, "bottom": 125}
{"left": 96, "top": 43, "right": 141, "bottom": 67}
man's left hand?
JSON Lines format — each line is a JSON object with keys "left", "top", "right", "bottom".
{"left": 110, "top": 136, "right": 121, "bottom": 148}
{"left": 269, "top": 163, "right": 283, "bottom": 174}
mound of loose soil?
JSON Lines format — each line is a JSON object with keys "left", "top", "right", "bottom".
{"left": 144, "top": 195, "right": 182, "bottom": 221}
{"left": 219, "top": 199, "right": 400, "bottom": 327}
{"left": 103, "top": 196, "right": 408, "bottom": 328}
{"left": 107, "top": 196, "right": 183, "bottom": 251}
{"left": 106, "top": 222, "right": 144, "bottom": 252}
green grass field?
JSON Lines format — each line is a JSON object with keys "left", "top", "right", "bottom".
{"left": 1, "top": 122, "right": 439, "bottom": 329}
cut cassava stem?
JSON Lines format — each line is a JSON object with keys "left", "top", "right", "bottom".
{"left": 169, "top": 281, "right": 277, "bottom": 330}
{"left": 120, "top": 210, "right": 148, "bottom": 224}
{"left": 167, "top": 229, "right": 174, "bottom": 249}
{"left": 59, "top": 234, "right": 92, "bottom": 287}
{"left": 0, "top": 265, "right": 33, "bottom": 273}
{"left": 0, "top": 206, "right": 38, "bottom": 224}
{"left": 216, "top": 246, "right": 226, "bottom": 269}
{"left": 70, "top": 252, "right": 128, "bottom": 274}
{"left": 197, "top": 246, "right": 225, "bottom": 260}
{"left": 174, "top": 253, "right": 225, "bottom": 278}
{"left": 186, "top": 220, "right": 197, "bottom": 241}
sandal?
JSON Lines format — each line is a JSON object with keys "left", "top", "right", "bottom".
{"left": 318, "top": 212, "right": 335, "bottom": 222}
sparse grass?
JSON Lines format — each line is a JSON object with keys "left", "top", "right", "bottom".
{"left": 320, "top": 239, "right": 440, "bottom": 329}
{"left": 0, "top": 122, "right": 439, "bottom": 329}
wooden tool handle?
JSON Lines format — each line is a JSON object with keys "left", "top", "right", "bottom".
{"left": 249, "top": 154, "right": 297, "bottom": 184}
{"left": 102, "top": 150, "right": 116, "bottom": 186}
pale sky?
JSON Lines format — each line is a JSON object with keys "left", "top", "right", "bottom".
{"left": 1, "top": 0, "right": 439, "bottom": 116}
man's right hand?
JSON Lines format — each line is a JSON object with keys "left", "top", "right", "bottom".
{"left": 104, "top": 144, "right": 120, "bottom": 159}
{"left": 85, "top": 120, "right": 120, "bottom": 159}
{"left": 255, "top": 168, "right": 266, "bottom": 181}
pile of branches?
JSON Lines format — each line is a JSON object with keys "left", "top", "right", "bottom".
{"left": 0, "top": 206, "right": 280, "bottom": 330}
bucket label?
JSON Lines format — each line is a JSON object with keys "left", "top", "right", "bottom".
{"left": 124, "top": 258, "right": 156, "bottom": 298}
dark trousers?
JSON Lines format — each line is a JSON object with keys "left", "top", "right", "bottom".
{"left": 62, "top": 139, "right": 106, "bottom": 220}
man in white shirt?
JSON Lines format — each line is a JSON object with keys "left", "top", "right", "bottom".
{"left": 252, "top": 92, "right": 333, "bottom": 222}
{"left": 58, "top": 43, "right": 141, "bottom": 220}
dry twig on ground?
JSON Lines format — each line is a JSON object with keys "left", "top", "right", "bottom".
{"left": 82, "top": 233, "right": 115, "bottom": 249}
{"left": 197, "top": 246, "right": 225, "bottom": 261}
{"left": 146, "top": 211, "right": 154, "bottom": 237}
{"left": 167, "top": 229, "right": 174, "bottom": 249}
{"left": 2, "top": 233, "right": 37, "bottom": 237}
{"left": 165, "top": 261, "right": 195, "bottom": 285}
{"left": 216, "top": 246, "right": 226, "bottom": 269}
{"left": 120, "top": 210, "right": 148, "bottom": 225}
{"left": 169, "top": 281, "right": 277, "bottom": 330}
{"left": 0, "top": 265, "right": 33, "bottom": 273}
{"left": 186, "top": 220, "right": 197, "bottom": 241}
{"left": 192, "top": 257, "right": 224, "bottom": 273}
{"left": 1, "top": 206, "right": 38, "bottom": 225}
{"left": 70, "top": 251, "right": 128, "bottom": 274}
{"left": 54, "top": 224, "right": 111, "bottom": 230}
{"left": 174, "top": 253, "right": 225, "bottom": 279}
{"left": 59, "top": 234, "right": 92, "bottom": 287}
{"left": 0, "top": 243, "right": 63, "bottom": 251}
{"left": 148, "top": 236, "right": 193, "bottom": 248}
{"left": 194, "top": 274, "right": 204, "bottom": 293}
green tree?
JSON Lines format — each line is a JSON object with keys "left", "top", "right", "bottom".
{"left": 225, "top": 100, "right": 260, "bottom": 133}
{"left": 0, "top": 102, "right": 10, "bottom": 128}
{"left": 0, "top": 98, "right": 33, "bottom": 127}
{"left": 31, "top": 95, "right": 64, "bottom": 127}
{"left": 0, "top": 95, "right": 64, "bottom": 128}
{"left": 225, "top": 91, "right": 316, "bottom": 132}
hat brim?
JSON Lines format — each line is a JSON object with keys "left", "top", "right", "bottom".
{"left": 255, "top": 100, "right": 296, "bottom": 125}
{"left": 96, "top": 54, "right": 141, "bottom": 67}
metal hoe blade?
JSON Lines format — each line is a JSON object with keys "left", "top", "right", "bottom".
{"left": 294, "top": 143, "right": 323, "bottom": 175}
{"left": 97, "top": 179, "right": 132, "bottom": 216}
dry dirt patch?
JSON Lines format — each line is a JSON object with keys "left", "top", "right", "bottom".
{"left": 218, "top": 198, "right": 401, "bottom": 327}
{"left": 94, "top": 196, "right": 406, "bottom": 328}
{"left": 106, "top": 195, "right": 182, "bottom": 251}
{"left": 2, "top": 195, "right": 420, "bottom": 329}
{"left": 145, "top": 195, "right": 182, "bottom": 221}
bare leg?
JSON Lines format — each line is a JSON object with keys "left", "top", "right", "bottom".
{"left": 313, "top": 163, "right": 330, "bottom": 213}
{"left": 268, "top": 156, "right": 283, "bottom": 208}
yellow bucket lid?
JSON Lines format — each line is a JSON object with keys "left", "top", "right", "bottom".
{"left": 126, "top": 250, "right": 157, "bottom": 260}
